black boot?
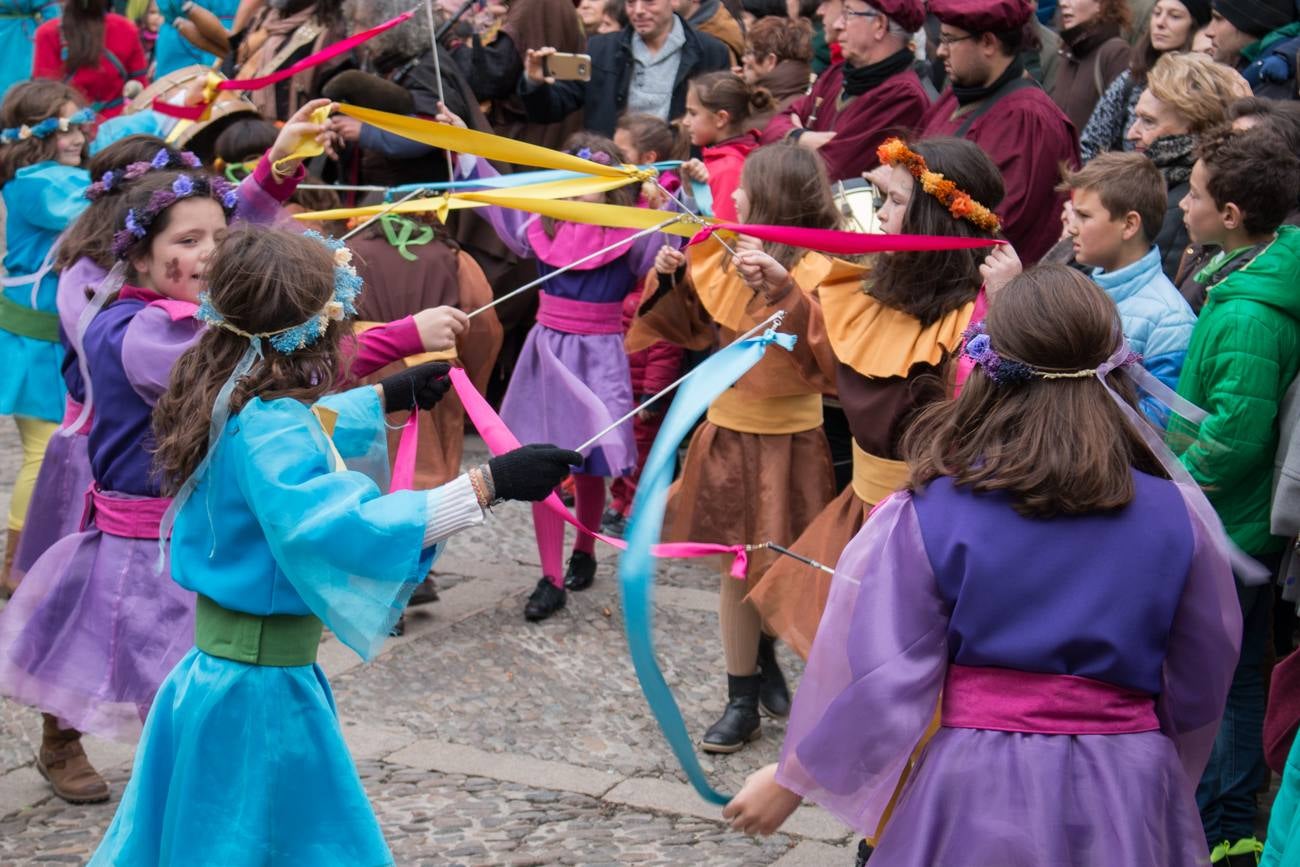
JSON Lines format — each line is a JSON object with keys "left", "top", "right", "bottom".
{"left": 701, "top": 674, "right": 762, "bottom": 753}
{"left": 524, "top": 577, "right": 566, "bottom": 621}
{"left": 854, "top": 839, "right": 873, "bottom": 866}
{"left": 757, "top": 634, "right": 791, "bottom": 719}
{"left": 563, "top": 551, "right": 597, "bottom": 591}
{"left": 408, "top": 576, "right": 439, "bottom": 606}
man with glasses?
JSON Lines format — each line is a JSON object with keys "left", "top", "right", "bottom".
{"left": 760, "top": 0, "right": 927, "bottom": 181}
{"left": 519, "top": 0, "right": 730, "bottom": 135}
{"left": 919, "top": 0, "right": 1078, "bottom": 264}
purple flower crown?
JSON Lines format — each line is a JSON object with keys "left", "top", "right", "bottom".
{"left": 85, "top": 149, "right": 203, "bottom": 201}
{"left": 111, "top": 174, "right": 239, "bottom": 261}
{"left": 961, "top": 321, "right": 1141, "bottom": 385}
{"left": 573, "top": 146, "right": 613, "bottom": 166}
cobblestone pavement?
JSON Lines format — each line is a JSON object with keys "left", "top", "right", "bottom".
{"left": 0, "top": 426, "right": 858, "bottom": 865}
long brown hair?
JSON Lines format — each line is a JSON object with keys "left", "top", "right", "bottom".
{"left": 152, "top": 228, "right": 351, "bottom": 493}
{"left": 690, "top": 71, "right": 776, "bottom": 133}
{"left": 0, "top": 81, "right": 87, "bottom": 185}
{"left": 901, "top": 265, "right": 1164, "bottom": 517}
{"left": 870, "top": 137, "right": 1003, "bottom": 326}
{"left": 738, "top": 143, "right": 839, "bottom": 270}
{"left": 63, "top": 0, "right": 109, "bottom": 73}
{"left": 56, "top": 135, "right": 177, "bottom": 272}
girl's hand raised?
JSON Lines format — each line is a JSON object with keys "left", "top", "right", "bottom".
{"left": 680, "top": 159, "right": 709, "bottom": 183}
{"left": 654, "top": 245, "right": 686, "bottom": 275}
{"left": 722, "top": 764, "right": 802, "bottom": 836}
{"left": 413, "top": 305, "right": 470, "bottom": 352}
{"left": 269, "top": 98, "right": 334, "bottom": 177}
{"left": 733, "top": 247, "right": 794, "bottom": 305}
{"left": 979, "top": 244, "right": 1022, "bottom": 298}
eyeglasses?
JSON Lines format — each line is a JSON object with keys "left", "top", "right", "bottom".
{"left": 936, "top": 31, "right": 976, "bottom": 45}
{"left": 840, "top": 6, "right": 880, "bottom": 19}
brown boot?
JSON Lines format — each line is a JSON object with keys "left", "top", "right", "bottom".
{"left": 36, "top": 714, "right": 109, "bottom": 804}
{"left": 0, "top": 528, "right": 20, "bottom": 598}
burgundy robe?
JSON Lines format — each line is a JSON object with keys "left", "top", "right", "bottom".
{"left": 761, "top": 63, "right": 929, "bottom": 182}
{"left": 920, "top": 85, "right": 1079, "bottom": 265}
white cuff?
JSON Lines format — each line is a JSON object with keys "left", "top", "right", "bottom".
{"left": 422, "top": 474, "right": 485, "bottom": 548}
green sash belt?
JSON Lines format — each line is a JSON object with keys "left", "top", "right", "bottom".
{"left": 195, "top": 595, "right": 323, "bottom": 667}
{"left": 0, "top": 293, "right": 58, "bottom": 342}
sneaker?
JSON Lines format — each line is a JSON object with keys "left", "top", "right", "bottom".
{"left": 524, "top": 578, "right": 566, "bottom": 621}
{"left": 563, "top": 551, "right": 597, "bottom": 591}
{"left": 600, "top": 509, "right": 628, "bottom": 538}
{"left": 1224, "top": 837, "right": 1263, "bottom": 867}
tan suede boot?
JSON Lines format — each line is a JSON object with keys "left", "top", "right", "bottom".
{"left": 36, "top": 714, "right": 109, "bottom": 804}
{"left": 0, "top": 528, "right": 20, "bottom": 598}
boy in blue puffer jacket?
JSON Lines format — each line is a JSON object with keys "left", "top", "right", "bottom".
{"left": 1060, "top": 151, "right": 1196, "bottom": 422}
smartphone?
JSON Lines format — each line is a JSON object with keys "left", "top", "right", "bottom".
{"left": 543, "top": 52, "right": 592, "bottom": 82}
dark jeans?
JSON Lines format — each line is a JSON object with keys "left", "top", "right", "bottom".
{"left": 1197, "top": 555, "right": 1281, "bottom": 847}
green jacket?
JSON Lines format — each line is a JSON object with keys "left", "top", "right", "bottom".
{"left": 1172, "top": 225, "right": 1300, "bottom": 556}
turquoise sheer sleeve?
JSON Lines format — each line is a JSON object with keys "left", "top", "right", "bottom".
{"left": 315, "top": 385, "right": 392, "bottom": 488}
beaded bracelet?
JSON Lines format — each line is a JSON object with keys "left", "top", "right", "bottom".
{"left": 468, "top": 465, "right": 497, "bottom": 509}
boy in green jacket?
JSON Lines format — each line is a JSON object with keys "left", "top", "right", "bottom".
{"left": 1173, "top": 124, "right": 1300, "bottom": 865}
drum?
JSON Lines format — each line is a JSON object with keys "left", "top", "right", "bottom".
{"left": 832, "top": 178, "right": 882, "bottom": 235}
{"left": 123, "top": 65, "right": 259, "bottom": 163}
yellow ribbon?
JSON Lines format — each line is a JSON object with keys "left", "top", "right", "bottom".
{"left": 271, "top": 105, "right": 333, "bottom": 175}
{"left": 455, "top": 192, "right": 707, "bottom": 239}
{"left": 292, "top": 194, "right": 480, "bottom": 224}
{"left": 333, "top": 103, "right": 652, "bottom": 180}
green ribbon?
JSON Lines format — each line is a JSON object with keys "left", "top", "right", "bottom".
{"left": 379, "top": 213, "right": 436, "bottom": 261}
{"left": 0, "top": 293, "right": 59, "bottom": 342}
{"left": 194, "top": 594, "right": 324, "bottom": 667}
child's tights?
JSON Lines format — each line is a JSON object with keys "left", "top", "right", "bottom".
{"left": 532, "top": 474, "right": 605, "bottom": 587}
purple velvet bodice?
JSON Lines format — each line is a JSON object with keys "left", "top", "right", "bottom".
{"left": 912, "top": 471, "right": 1195, "bottom": 695}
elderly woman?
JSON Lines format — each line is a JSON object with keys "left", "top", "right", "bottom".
{"left": 1079, "top": 0, "right": 1211, "bottom": 160}
{"left": 1125, "top": 50, "right": 1249, "bottom": 279}
{"left": 1049, "top": 0, "right": 1131, "bottom": 132}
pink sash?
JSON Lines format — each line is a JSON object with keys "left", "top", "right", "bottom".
{"left": 942, "top": 664, "right": 1159, "bottom": 736}
{"left": 84, "top": 486, "right": 172, "bottom": 540}
{"left": 535, "top": 292, "right": 624, "bottom": 336}
{"left": 61, "top": 397, "right": 92, "bottom": 435}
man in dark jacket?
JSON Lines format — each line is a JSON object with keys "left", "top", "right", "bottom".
{"left": 1206, "top": 0, "right": 1299, "bottom": 100}
{"left": 519, "top": 0, "right": 730, "bottom": 136}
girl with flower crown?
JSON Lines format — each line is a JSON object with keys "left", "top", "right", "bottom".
{"left": 723, "top": 264, "right": 1241, "bottom": 866}
{"left": 631, "top": 142, "right": 839, "bottom": 755}
{"left": 748, "top": 137, "right": 1006, "bottom": 663}
{"left": 437, "top": 103, "right": 680, "bottom": 623}
{"left": 0, "top": 80, "right": 95, "bottom": 598}
{"left": 89, "top": 226, "right": 579, "bottom": 865}
{"left": 0, "top": 100, "right": 470, "bottom": 806}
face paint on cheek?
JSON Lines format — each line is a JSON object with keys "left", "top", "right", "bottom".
{"left": 164, "top": 258, "right": 182, "bottom": 284}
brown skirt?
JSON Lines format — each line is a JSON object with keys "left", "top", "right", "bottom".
{"left": 663, "top": 421, "right": 835, "bottom": 589}
{"left": 747, "top": 484, "right": 871, "bottom": 659}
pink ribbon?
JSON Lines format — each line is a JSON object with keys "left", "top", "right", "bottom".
{"left": 83, "top": 486, "right": 172, "bottom": 539}
{"left": 389, "top": 411, "right": 420, "bottom": 493}
{"left": 952, "top": 287, "right": 988, "bottom": 397}
{"left": 154, "top": 11, "right": 416, "bottom": 120}
{"left": 689, "top": 222, "right": 1006, "bottom": 254}
{"left": 438, "top": 367, "right": 749, "bottom": 577}
{"left": 535, "top": 292, "right": 624, "bottom": 335}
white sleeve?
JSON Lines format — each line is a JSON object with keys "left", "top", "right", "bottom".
{"left": 422, "top": 474, "right": 486, "bottom": 547}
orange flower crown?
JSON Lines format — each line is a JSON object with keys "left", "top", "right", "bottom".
{"left": 876, "top": 138, "right": 1001, "bottom": 233}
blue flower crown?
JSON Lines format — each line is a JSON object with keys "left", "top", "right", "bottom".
{"left": 112, "top": 173, "right": 239, "bottom": 260}
{"left": 961, "top": 320, "right": 1141, "bottom": 385}
{"left": 196, "top": 231, "right": 362, "bottom": 354}
{"left": 1, "top": 106, "right": 95, "bottom": 144}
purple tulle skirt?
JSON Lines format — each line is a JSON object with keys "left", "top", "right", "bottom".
{"left": 12, "top": 429, "right": 92, "bottom": 581}
{"left": 872, "top": 726, "right": 1210, "bottom": 866}
{"left": 500, "top": 325, "right": 635, "bottom": 478}
{"left": 0, "top": 526, "right": 193, "bottom": 742}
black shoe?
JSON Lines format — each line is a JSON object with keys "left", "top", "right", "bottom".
{"left": 600, "top": 508, "right": 627, "bottom": 538}
{"left": 389, "top": 613, "right": 406, "bottom": 636}
{"left": 757, "top": 634, "right": 791, "bottom": 719}
{"left": 854, "top": 839, "right": 873, "bottom": 866}
{"left": 408, "top": 576, "right": 439, "bottom": 606}
{"left": 563, "top": 551, "right": 597, "bottom": 591}
{"left": 701, "top": 674, "right": 762, "bottom": 753}
{"left": 524, "top": 578, "right": 567, "bottom": 621}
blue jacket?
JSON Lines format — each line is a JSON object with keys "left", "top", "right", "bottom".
{"left": 1092, "top": 246, "right": 1196, "bottom": 418}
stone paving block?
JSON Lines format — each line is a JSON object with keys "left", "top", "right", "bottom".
{"left": 340, "top": 720, "right": 420, "bottom": 761}
{"left": 770, "top": 839, "right": 859, "bottom": 866}
{"left": 0, "top": 766, "right": 51, "bottom": 818}
{"left": 603, "top": 777, "right": 850, "bottom": 843}
{"left": 387, "top": 739, "right": 619, "bottom": 798}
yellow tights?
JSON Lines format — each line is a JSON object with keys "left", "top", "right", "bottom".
{"left": 9, "top": 416, "right": 57, "bottom": 531}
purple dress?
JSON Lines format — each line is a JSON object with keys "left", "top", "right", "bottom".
{"left": 777, "top": 472, "right": 1241, "bottom": 866}
{"left": 471, "top": 159, "right": 673, "bottom": 477}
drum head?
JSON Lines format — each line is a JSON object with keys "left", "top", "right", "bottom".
{"left": 833, "top": 177, "right": 882, "bottom": 235}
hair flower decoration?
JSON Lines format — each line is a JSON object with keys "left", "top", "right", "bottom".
{"left": 962, "top": 321, "right": 1141, "bottom": 386}
{"left": 110, "top": 173, "right": 240, "bottom": 260}
{"left": 877, "top": 138, "right": 1002, "bottom": 233}
{"left": 172, "top": 175, "right": 195, "bottom": 196}
{"left": 2, "top": 107, "right": 95, "bottom": 145}
{"left": 85, "top": 150, "right": 205, "bottom": 200}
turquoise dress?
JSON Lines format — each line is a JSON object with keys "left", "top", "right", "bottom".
{"left": 0, "top": 161, "right": 89, "bottom": 421}
{"left": 0, "top": 1, "right": 59, "bottom": 99}
{"left": 91, "top": 387, "right": 443, "bottom": 866}
{"left": 153, "top": 0, "right": 239, "bottom": 77}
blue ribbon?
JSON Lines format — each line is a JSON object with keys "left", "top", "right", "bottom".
{"left": 385, "top": 161, "right": 684, "bottom": 198}
{"left": 618, "top": 327, "right": 798, "bottom": 805}
{"left": 688, "top": 177, "right": 714, "bottom": 218}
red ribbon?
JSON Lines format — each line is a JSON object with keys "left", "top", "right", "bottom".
{"left": 154, "top": 10, "right": 417, "bottom": 121}
{"left": 688, "top": 222, "right": 1006, "bottom": 254}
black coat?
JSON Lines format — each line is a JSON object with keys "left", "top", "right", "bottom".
{"left": 519, "top": 16, "right": 730, "bottom": 136}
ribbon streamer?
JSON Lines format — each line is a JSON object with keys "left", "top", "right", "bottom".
{"left": 154, "top": 10, "right": 417, "bottom": 120}
{"left": 619, "top": 327, "right": 800, "bottom": 805}
{"left": 690, "top": 222, "right": 1006, "bottom": 254}
{"left": 270, "top": 105, "right": 333, "bottom": 174}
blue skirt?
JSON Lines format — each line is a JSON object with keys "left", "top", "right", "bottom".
{"left": 89, "top": 648, "right": 393, "bottom": 867}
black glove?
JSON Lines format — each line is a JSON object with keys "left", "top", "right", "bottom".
{"left": 380, "top": 362, "right": 451, "bottom": 414}
{"left": 487, "top": 444, "right": 583, "bottom": 502}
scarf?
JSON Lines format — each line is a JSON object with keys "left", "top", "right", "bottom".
{"left": 757, "top": 59, "right": 813, "bottom": 105}
{"left": 1060, "top": 21, "right": 1122, "bottom": 59}
{"left": 841, "top": 48, "right": 914, "bottom": 97}
{"left": 952, "top": 56, "right": 1025, "bottom": 106}
{"left": 1146, "top": 133, "right": 1195, "bottom": 187}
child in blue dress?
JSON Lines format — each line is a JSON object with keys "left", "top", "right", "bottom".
{"left": 90, "top": 225, "right": 578, "bottom": 865}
